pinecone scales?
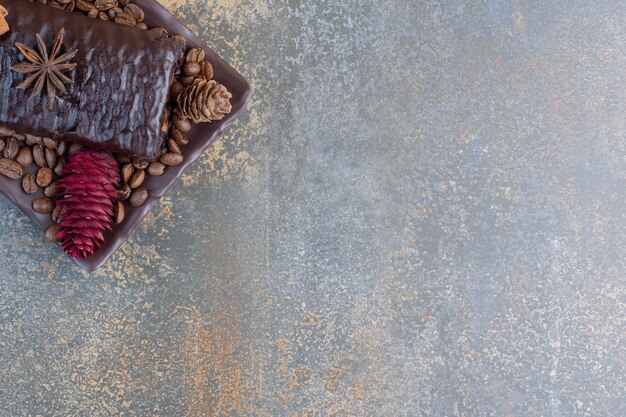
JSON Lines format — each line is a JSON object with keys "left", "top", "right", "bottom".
{"left": 177, "top": 79, "right": 232, "bottom": 124}
{"left": 55, "top": 149, "right": 120, "bottom": 259}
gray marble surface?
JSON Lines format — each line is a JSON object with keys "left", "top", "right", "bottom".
{"left": 0, "top": 0, "right": 625, "bottom": 415}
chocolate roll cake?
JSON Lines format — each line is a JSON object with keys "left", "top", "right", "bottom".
{"left": 0, "top": 0, "right": 184, "bottom": 160}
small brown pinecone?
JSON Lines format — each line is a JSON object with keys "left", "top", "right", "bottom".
{"left": 177, "top": 79, "right": 232, "bottom": 124}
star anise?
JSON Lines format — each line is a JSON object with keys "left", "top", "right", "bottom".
{"left": 11, "top": 28, "right": 78, "bottom": 109}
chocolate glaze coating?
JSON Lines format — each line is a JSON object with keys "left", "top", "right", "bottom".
{"left": 0, "top": 0, "right": 251, "bottom": 272}
{"left": 0, "top": 0, "right": 184, "bottom": 161}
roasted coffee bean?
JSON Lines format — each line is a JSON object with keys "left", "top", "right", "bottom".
{"left": 124, "top": 3, "right": 144, "bottom": 21}
{"left": 76, "top": 0, "right": 94, "bottom": 12}
{"left": 98, "top": 11, "right": 110, "bottom": 20}
{"left": 45, "top": 147, "right": 58, "bottom": 169}
{"left": 52, "top": 205, "right": 62, "bottom": 223}
{"left": 115, "top": 11, "right": 136, "bottom": 26}
{"left": 22, "top": 174, "right": 38, "bottom": 194}
{"left": 183, "top": 62, "right": 201, "bottom": 77}
{"left": 45, "top": 224, "right": 59, "bottom": 243}
{"left": 0, "top": 158, "right": 22, "bottom": 179}
{"left": 33, "top": 144, "right": 46, "bottom": 167}
{"left": 174, "top": 35, "right": 187, "bottom": 50}
{"left": 44, "top": 181, "right": 58, "bottom": 198}
{"left": 0, "top": 139, "right": 5, "bottom": 152}
{"left": 94, "top": 0, "right": 115, "bottom": 10}
{"left": 132, "top": 157, "right": 149, "bottom": 170}
{"left": 130, "top": 187, "right": 148, "bottom": 207}
{"left": 43, "top": 137, "right": 57, "bottom": 149}
{"left": 25, "top": 134, "right": 43, "bottom": 146}
{"left": 0, "top": 126, "right": 14, "bottom": 137}
{"left": 180, "top": 75, "right": 196, "bottom": 86}
{"left": 173, "top": 114, "right": 192, "bottom": 133}
{"left": 68, "top": 142, "right": 83, "bottom": 155}
{"left": 33, "top": 197, "right": 54, "bottom": 214}
{"left": 147, "top": 161, "right": 165, "bottom": 176}
{"left": 54, "top": 156, "right": 67, "bottom": 177}
{"left": 3, "top": 137, "right": 19, "bottom": 159}
{"left": 114, "top": 201, "right": 125, "bottom": 224}
{"left": 56, "top": 140, "right": 67, "bottom": 156}
{"left": 128, "top": 169, "right": 145, "bottom": 189}
{"left": 15, "top": 147, "right": 33, "bottom": 168}
{"left": 171, "top": 128, "right": 188, "bottom": 146}
{"left": 64, "top": 0, "right": 76, "bottom": 12}
{"left": 36, "top": 168, "right": 53, "bottom": 187}
{"left": 186, "top": 47, "right": 205, "bottom": 63}
{"left": 118, "top": 183, "right": 131, "bottom": 201}
{"left": 136, "top": 22, "right": 147, "bottom": 30}
{"left": 87, "top": 7, "right": 99, "bottom": 17}
{"left": 149, "top": 27, "right": 168, "bottom": 39}
{"left": 12, "top": 133, "right": 25, "bottom": 141}
{"left": 121, "top": 163, "right": 134, "bottom": 183}
{"left": 167, "top": 139, "right": 181, "bottom": 155}
{"left": 160, "top": 152, "right": 183, "bottom": 166}
{"left": 108, "top": 6, "right": 122, "bottom": 19}
{"left": 169, "top": 80, "right": 184, "bottom": 102}
{"left": 199, "top": 60, "right": 214, "bottom": 80}
{"left": 115, "top": 153, "right": 132, "bottom": 164}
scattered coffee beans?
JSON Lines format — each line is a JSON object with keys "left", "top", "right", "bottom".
{"left": 36, "top": 167, "right": 53, "bottom": 187}
{"left": 15, "top": 147, "right": 33, "bottom": 168}
{"left": 160, "top": 152, "right": 183, "bottom": 166}
{"left": 114, "top": 201, "right": 125, "bottom": 224}
{"left": 45, "top": 224, "right": 59, "bottom": 243}
{"left": 44, "top": 181, "right": 58, "bottom": 198}
{"left": 0, "top": 157, "right": 23, "bottom": 179}
{"left": 121, "top": 163, "right": 134, "bottom": 183}
{"left": 45, "top": 147, "right": 58, "bottom": 168}
{"left": 128, "top": 169, "right": 145, "bottom": 189}
{"left": 33, "top": 144, "right": 47, "bottom": 167}
{"left": 33, "top": 197, "right": 54, "bottom": 214}
{"left": 3, "top": 137, "right": 19, "bottom": 159}
{"left": 22, "top": 174, "right": 38, "bottom": 194}
{"left": 130, "top": 187, "right": 148, "bottom": 207}
{"left": 147, "top": 161, "right": 165, "bottom": 176}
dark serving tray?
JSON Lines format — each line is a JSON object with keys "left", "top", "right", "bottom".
{"left": 0, "top": 0, "right": 251, "bottom": 272}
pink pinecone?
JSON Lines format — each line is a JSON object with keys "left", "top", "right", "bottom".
{"left": 55, "top": 149, "right": 120, "bottom": 258}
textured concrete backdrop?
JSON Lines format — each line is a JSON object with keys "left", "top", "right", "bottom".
{"left": 0, "top": 0, "right": 625, "bottom": 415}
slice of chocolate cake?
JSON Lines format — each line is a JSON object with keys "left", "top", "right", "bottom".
{"left": 0, "top": 0, "right": 184, "bottom": 160}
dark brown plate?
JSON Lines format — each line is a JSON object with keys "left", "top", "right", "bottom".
{"left": 0, "top": 0, "right": 251, "bottom": 272}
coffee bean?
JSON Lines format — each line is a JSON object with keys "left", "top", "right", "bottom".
{"left": 114, "top": 201, "right": 125, "bottom": 224}
{"left": 54, "top": 156, "right": 66, "bottom": 177}
{"left": 149, "top": 27, "right": 168, "bottom": 39}
{"left": 52, "top": 205, "right": 62, "bottom": 223}
{"left": 76, "top": 0, "right": 94, "bottom": 12}
{"left": 160, "top": 152, "right": 184, "bottom": 166}
{"left": 173, "top": 114, "right": 192, "bottom": 133}
{"left": 33, "top": 197, "right": 54, "bottom": 214}
{"left": 169, "top": 80, "right": 184, "bottom": 102}
{"left": 45, "top": 147, "right": 57, "bottom": 169}
{"left": 174, "top": 35, "right": 187, "bottom": 50}
{"left": 118, "top": 183, "right": 131, "bottom": 201}
{"left": 136, "top": 22, "right": 147, "bottom": 30}
{"left": 183, "top": 62, "right": 200, "bottom": 77}
{"left": 22, "top": 174, "right": 38, "bottom": 194}
{"left": 44, "top": 181, "right": 58, "bottom": 198}
{"left": 12, "top": 133, "right": 25, "bottom": 141}
{"left": 25, "top": 134, "right": 43, "bottom": 146}
{"left": 0, "top": 126, "right": 14, "bottom": 137}
{"left": 56, "top": 140, "right": 67, "bottom": 156}
{"left": 0, "top": 158, "right": 22, "bottom": 179}
{"left": 68, "top": 142, "right": 83, "bottom": 155}
{"left": 186, "top": 47, "right": 205, "bottom": 63}
{"left": 94, "top": 0, "right": 115, "bottom": 10}
{"left": 98, "top": 11, "right": 110, "bottom": 20}
{"left": 180, "top": 75, "right": 196, "bottom": 86}
{"left": 115, "top": 11, "right": 136, "bottom": 26}
{"left": 0, "top": 140, "right": 5, "bottom": 152}
{"left": 132, "top": 157, "right": 149, "bottom": 170}
{"left": 87, "top": 7, "right": 99, "bottom": 17}
{"left": 167, "top": 139, "right": 181, "bottom": 155}
{"left": 171, "top": 128, "right": 188, "bottom": 146}
{"left": 124, "top": 3, "right": 144, "bottom": 21}
{"left": 15, "top": 146, "right": 33, "bottom": 167}
{"left": 147, "top": 161, "right": 165, "bottom": 176}
{"left": 3, "top": 137, "right": 19, "bottom": 159}
{"left": 45, "top": 224, "right": 59, "bottom": 243}
{"left": 199, "top": 60, "right": 214, "bottom": 80}
{"left": 43, "top": 137, "right": 57, "bottom": 149}
{"left": 36, "top": 167, "right": 53, "bottom": 187}
{"left": 130, "top": 187, "right": 148, "bottom": 207}
{"left": 121, "top": 163, "right": 134, "bottom": 184}
{"left": 128, "top": 169, "right": 145, "bottom": 189}
{"left": 108, "top": 6, "right": 122, "bottom": 19}
{"left": 33, "top": 144, "right": 47, "bottom": 167}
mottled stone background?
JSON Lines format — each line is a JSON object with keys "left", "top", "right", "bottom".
{"left": 0, "top": 0, "right": 625, "bottom": 415}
